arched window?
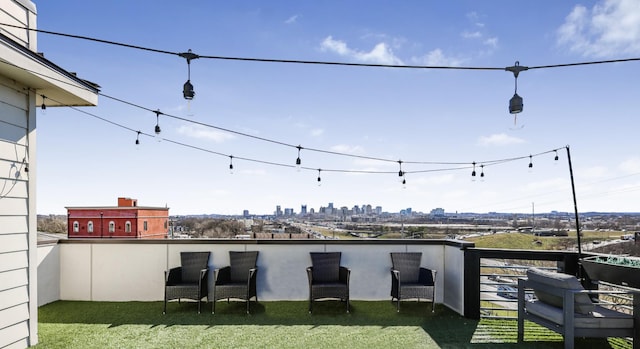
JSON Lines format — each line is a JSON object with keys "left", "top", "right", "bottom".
{"left": 73, "top": 221, "right": 79, "bottom": 233}
{"left": 125, "top": 221, "right": 131, "bottom": 233}
{"left": 109, "top": 221, "right": 115, "bottom": 233}
{"left": 87, "top": 221, "right": 94, "bottom": 233}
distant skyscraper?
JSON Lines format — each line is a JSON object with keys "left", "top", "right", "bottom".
{"left": 275, "top": 205, "right": 282, "bottom": 216}
{"left": 301, "top": 205, "right": 307, "bottom": 215}
{"left": 243, "top": 210, "right": 250, "bottom": 217}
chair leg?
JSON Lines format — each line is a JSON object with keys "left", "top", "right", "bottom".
{"left": 396, "top": 298, "right": 400, "bottom": 312}
{"left": 212, "top": 300, "right": 216, "bottom": 314}
{"left": 346, "top": 297, "right": 350, "bottom": 313}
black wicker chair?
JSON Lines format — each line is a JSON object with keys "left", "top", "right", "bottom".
{"left": 164, "top": 251, "right": 210, "bottom": 314}
{"left": 390, "top": 252, "right": 436, "bottom": 312}
{"left": 212, "top": 251, "right": 259, "bottom": 314}
{"left": 307, "top": 252, "right": 350, "bottom": 313}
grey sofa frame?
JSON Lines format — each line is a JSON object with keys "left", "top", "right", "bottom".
{"left": 518, "top": 274, "right": 639, "bottom": 349}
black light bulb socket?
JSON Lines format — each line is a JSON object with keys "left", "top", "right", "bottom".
{"left": 509, "top": 93, "right": 523, "bottom": 114}
{"left": 155, "top": 125, "right": 161, "bottom": 134}
{"left": 183, "top": 80, "right": 195, "bottom": 100}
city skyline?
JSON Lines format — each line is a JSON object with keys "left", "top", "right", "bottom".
{"left": 33, "top": 1, "right": 640, "bottom": 216}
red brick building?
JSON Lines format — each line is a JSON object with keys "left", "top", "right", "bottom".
{"left": 66, "top": 197, "right": 169, "bottom": 239}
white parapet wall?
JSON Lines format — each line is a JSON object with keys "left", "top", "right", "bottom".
{"left": 50, "top": 239, "right": 471, "bottom": 315}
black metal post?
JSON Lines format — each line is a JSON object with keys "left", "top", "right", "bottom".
{"left": 565, "top": 146, "right": 582, "bottom": 265}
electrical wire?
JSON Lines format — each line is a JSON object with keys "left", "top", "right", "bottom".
{"left": 3, "top": 22, "right": 640, "bottom": 73}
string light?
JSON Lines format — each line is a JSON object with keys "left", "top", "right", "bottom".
{"left": 229, "top": 155, "right": 234, "bottom": 174}
{"left": 154, "top": 110, "right": 162, "bottom": 135}
{"left": 0, "top": 63, "right": 608, "bottom": 169}
{"left": 317, "top": 169, "right": 322, "bottom": 186}
{"left": 528, "top": 155, "right": 533, "bottom": 171}
{"left": 471, "top": 161, "right": 476, "bottom": 181}
{"left": 506, "top": 61, "right": 528, "bottom": 121}
{"left": 398, "top": 160, "right": 404, "bottom": 183}
{"left": 295, "top": 145, "right": 302, "bottom": 171}
{"left": 402, "top": 175, "right": 407, "bottom": 189}
{"left": 40, "top": 95, "right": 46, "bottom": 112}
{"left": 480, "top": 164, "right": 485, "bottom": 181}
{"left": 554, "top": 150, "right": 559, "bottom": 161}
{"left": 135, "top": 131, "right": 141, "bottom": 147}
{"left": 39, "top": 89, "right": 568, "bottom": 179}
{"left": 179, "top": 49, "right": 198, "bottom": 100}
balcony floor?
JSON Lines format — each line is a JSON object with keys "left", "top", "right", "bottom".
{"left": 35, "top": 301, "right": 632, "bottom": 348}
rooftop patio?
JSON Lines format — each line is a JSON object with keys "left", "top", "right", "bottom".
{"left": 33, "top": 238, "right": 635, "bottom": 348}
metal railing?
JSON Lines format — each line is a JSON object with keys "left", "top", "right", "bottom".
{"left": 463, "top": 248, "right": 583, "bottom": 319}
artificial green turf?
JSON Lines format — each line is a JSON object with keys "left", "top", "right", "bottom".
{"left": 35, "top": 301, "right": 632, "bottom": 349}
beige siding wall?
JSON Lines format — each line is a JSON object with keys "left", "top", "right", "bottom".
{"left": 0, "top": 75, "right": 33, "bottom": 348}
{"left": 0, "top": 0, "right": 36, "bottom": 49}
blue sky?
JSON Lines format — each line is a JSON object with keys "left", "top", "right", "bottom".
{"left": 32, "top": 0, "right": 640, "bottom": 215}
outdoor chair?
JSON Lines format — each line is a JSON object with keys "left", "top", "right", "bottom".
{"left": 164, "top": 251, "right": 210, "bottom": 314}
{"left": 518, "top": 267, "right": 639, "bottom": 349}
{"left": 390, "top": 252, "right": 437, "bottom": 312}
{"left": 212, "top": 251, "right": 259, "bottom": 314}
{"left": 307, "top": 252, "right": 350, "bottom": 313}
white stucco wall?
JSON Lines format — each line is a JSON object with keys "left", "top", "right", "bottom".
{"left": 53, "top": 240, "right": 468, "bottom": 315}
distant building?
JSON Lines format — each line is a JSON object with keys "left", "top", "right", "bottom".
{"left": 284, "top": 208, "right": 294, "bottom": 216}
{"left": 66, "top": 197, "right": 169, "bottom": 239}
{"left": 243, "top": 210, "right": 250, "bottom": 217}
{"left": 430, "top": 208, "right": 445, "bottom": 217}
{"left": 275, "top": 205, "right": 282, "bottom": 216}
{"left": 301, "top": 205, "right": 307, "bottom": 215}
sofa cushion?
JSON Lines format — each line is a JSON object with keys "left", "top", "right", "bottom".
{"left": 526, "top": 267, "right": 594, "bottom": 314}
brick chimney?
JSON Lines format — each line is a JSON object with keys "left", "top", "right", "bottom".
{"left": 117, "top": 197, "right": 137, "bottom": 207}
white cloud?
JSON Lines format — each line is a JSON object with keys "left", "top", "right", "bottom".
{"left": 285, "top": 15, "right": 299, "bottom": 24}
{"left": 483, "top": 37, "right": 498, "bottom": 48}
{"left": 466, "top": 12, "right": 485, "bottom": 27}
{"left": 581, "top": 165, "right": 609, "bottom": 179}
{"left": 412, "top": 48, "right": 465, "bottom": 66}
{"left": 320, "top": 36, "right": 404, "bottom": 65}
{"left": 462, "top": 31, "right": 482, "bottom": 39}
{"left": 310, "top": 128, "right": 324, "bottom": 137}
{"left": 477, "top": 133, "right": 525, "bottom": 146}
{"left": 412, "top": 174, "right": 455, "bottom": 186}
{"left": 619, "top": 157, "right": 640, "bottom": 173}
{"left": 239, "top": 169, "right": 267, "bottom": 176}
{"left": 176, "top": 125, "right": 235, "bottom": 143}
{"left": 330, "top": 144, "right": 365, "bottom": 154}
{"left": 557, "top": 0, "right": 640, "bottom": 57}
{"left": 521, "top": 178, "right": 568, "bottom": 193}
